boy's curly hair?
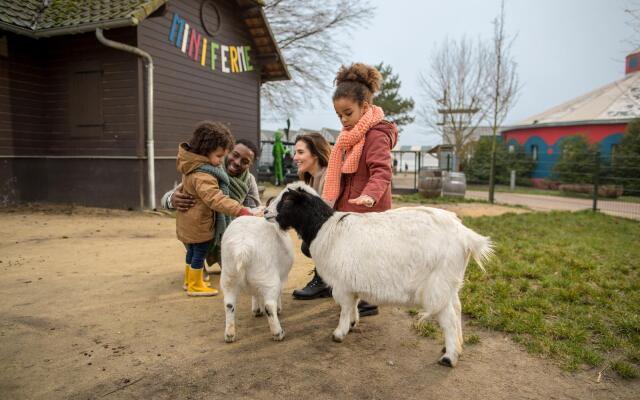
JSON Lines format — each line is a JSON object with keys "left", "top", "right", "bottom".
{"left": 333, "top": 63, "right": 382, "bottom": 105}
{"left": 188, "top": 121, "right": 235, "bottom": 156}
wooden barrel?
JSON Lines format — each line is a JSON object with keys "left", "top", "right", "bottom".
{"left": 442, "top": 172, "right": 466, "bottom": 197}
{"left": 418, "top": 169, "right": 443, "bottom": 198}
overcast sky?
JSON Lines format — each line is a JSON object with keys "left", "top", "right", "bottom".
{"left": 262, "top": 0, "right": 638, "bottom": 146}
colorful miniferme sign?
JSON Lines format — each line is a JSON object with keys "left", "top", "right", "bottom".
{"left": 168, "top": 13, "right": 254, "bottom": 74}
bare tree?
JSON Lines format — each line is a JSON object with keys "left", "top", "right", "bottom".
{"left": 625, "top": 2, "right": 640, "bottom": 49}
{"left": 262, "top": 0, "right": 374, "bottom": 117}
{"left": 487, "top": 0, "right": 520, "bottom": 203}
{"left": 418, "top": 37, "right": 489, "bottom": 170}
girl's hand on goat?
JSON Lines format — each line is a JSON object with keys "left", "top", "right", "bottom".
{"left": 249, "top": 206, "right": 265, "bottom": 217}
{"left": 348, "top": 195, "right": 375, "bottom": 208}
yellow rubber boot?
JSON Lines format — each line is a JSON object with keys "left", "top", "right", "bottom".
{"left": 187, "top": 267, "right": 218, "bottom": 297}
{"left": 184, "top": 264, "right": 211, "bottom": 291}
{"left": 183, "top": 264, "right": 189, "bottom": 291}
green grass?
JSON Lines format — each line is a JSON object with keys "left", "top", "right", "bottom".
{"left": 394, "top": 193, "right": 487, "bottom": 205}
{"left": 465, "top": 334, "right": 481, "bottom": 345}
{"left": 415, "top": 320, "right": 440, "bottom": 339}
{"left": 459, "top": 211, "right": 640, "bottom": 379}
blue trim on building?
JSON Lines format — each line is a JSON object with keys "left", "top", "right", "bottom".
{"left": 598, "top": 133, "right": 624, "bottom": 159}
{"left": 523, "top": 136, "right": 554, "bottom": 178}
{"left": 519, "top": 133, "right": 625, "bottom": 179}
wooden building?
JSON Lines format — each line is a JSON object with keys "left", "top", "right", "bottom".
{"left": 0, "top": 0, "right": 288, "bottom": 208}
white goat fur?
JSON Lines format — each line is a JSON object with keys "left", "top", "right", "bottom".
{"left": 220, "top": 216, "right": 294, "bottom": 343}
{"left": 266, "top": 183, "right": 493, "bottom": 366}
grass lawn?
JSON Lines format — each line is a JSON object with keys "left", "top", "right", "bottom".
{"left": 457, "top": 211, "right": 639, "bottom": 378}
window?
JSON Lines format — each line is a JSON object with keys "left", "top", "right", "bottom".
{"left": 69, "top": 68, "right": 103, "bottom": 137}
{"left": 0, "top": 35, "right": 7, "bottom": 58}
{"left": 531, "top": 144, "right": 539, "bottom": 161}
{"left": 611, "top": 144, "right": 619, "bottom": 161}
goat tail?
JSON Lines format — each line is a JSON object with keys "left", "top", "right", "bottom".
{"left": 220, "top": 246, "right": 250, "bottom": 285}
{"left": 465, "top": 229, "right": 494, "bottom": 273}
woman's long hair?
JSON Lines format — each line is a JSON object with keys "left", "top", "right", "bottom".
{"left": 295, "top": 133, "right": 332, "bottom": 184}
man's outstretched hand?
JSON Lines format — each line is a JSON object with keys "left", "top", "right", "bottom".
{"left": 171, "top": 184, "right": 196, "bottom": 212}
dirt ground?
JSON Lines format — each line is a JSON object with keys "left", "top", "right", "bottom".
{"left": 1, "top": 201, "right": 638, "bottom": 400}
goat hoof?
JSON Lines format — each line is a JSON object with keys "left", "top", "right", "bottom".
{"left": 252, "top": 309, "right": 264, "bottom": 317}
{"left": 272, "top": 329, "right": 285, "bottom": 341}
{"left": 224, "top": 334, "right": 236, "bottom": 343}
{"left": 438, "top": 356, "right": 454, "bottom": 368}
{"left": 332, "top": 333, "right": 344, "bottom": 343}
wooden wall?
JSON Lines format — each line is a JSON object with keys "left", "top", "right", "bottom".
{"left": 0, "top": 0, "right": 265, "bottom": 208}
{"left": 0, "top": 28, "right": 141, "bottom": 156}
{"left": 0, "top": 33, "right": 47, "bottom": 155}
{"left": 138, "top": 0, "right": 262, "bottom": 198}
{"left": 138, "top": 0, "right": 261, "bottom": 155}
{"left": 0, "top": 28, "right": 144, "bottom": 207}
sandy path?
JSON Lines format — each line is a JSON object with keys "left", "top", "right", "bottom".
{"left": 466, "top": 190, "right": 640, "bottom": 220}
{"left": 0, "top": 204, "right": 637, "bottom": 399}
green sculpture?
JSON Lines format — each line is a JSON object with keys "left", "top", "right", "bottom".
{"left": 272, "top": 130, "right": 285, "bottom": 186}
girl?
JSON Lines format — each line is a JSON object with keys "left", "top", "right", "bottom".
{"left": 176, "top": 121, "right": 253, "bottom": 297}
{"left": 322, "top": 63, "right": 398, "bottom": 316}
{"left": 290, "top": 133, "right": 333, "bottom": 300}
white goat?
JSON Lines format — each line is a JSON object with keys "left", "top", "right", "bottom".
{"left": 265, "top": 183, "right": 493, "bottom": 367}
{"left": 220, "top": 216, "right": 294, "bottom": 343}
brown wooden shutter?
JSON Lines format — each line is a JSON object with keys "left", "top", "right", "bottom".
{"left": 70, "top": 67, "right": 103, "bottom": 138}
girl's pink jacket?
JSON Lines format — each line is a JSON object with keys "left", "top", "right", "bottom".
{"left": 334, "top": 121, "right": 398, "bottom": 213}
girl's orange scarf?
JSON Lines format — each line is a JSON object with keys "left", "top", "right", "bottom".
{"left": 322, "top": 105, "right": 385, "bottom": 202}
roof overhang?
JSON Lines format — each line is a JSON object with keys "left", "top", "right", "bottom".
{"left": 0, "top": 1, "right": 165, "bottom": 38}
{"left": 426, "top": 144, "right": 454, "bottom": 155}
{"left": 235, "top": 0, "right": 290, "bottom": 82}
{"left": 503, "top": 118, "right": 634, "bottom": 133}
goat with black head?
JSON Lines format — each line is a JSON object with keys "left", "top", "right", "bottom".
{"left": 265, "top": 182, "right": 493, "bottom": 367}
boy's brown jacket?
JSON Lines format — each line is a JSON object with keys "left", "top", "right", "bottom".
{"left": 175, "top": 143, "right": 244, "bottom": 244}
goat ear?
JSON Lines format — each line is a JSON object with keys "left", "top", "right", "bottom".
{"left": 291, "top": 188, "right": 305, "bottom": 197}
{"left": 283, "top": 188, "right": 302, "bottom": 203}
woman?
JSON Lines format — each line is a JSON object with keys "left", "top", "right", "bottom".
{"left": 291, "top": 133, "right": 333, "bottom": 300}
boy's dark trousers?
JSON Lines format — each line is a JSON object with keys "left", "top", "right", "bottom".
{"left": 186, "top": 241, "right": 210, "bottom": 269}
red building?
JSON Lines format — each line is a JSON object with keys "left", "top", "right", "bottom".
{"left": 502, "top": 50, "right": 640, "bottom": 185}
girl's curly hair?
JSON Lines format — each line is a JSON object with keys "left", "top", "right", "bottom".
{"left": 333, "top": 63, "right": 382, "bottom": 105}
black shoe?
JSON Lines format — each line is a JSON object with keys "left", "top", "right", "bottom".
{"left": 292, "top": 271, "right": 331, "bottom": 300}
{"left": 358, "top": 301, "right": 379, "bottom": 317}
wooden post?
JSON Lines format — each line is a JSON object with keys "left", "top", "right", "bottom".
{"left": 592, "top": 151, "right": 600, "bottom": 212}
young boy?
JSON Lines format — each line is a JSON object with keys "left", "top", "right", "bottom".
{"left": 176, "top": 121, "right": 253, "bottom": 297}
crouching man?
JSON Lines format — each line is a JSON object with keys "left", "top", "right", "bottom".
{"left": 162, "top": 139, "right": 262, "bottom": 269}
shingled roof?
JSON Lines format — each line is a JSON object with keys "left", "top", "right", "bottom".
{"left": 0, "top": 0, "right": 165, "bottom": 37}
{"left": 0, "top": 0, "right": 289, "bottom": 81}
